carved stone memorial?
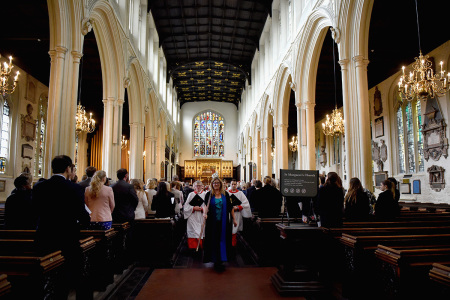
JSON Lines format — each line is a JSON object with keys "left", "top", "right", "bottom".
{"left": 427, "top": 165, "right": 445, "bottom": 192}
{"left": 372, "top": 141, "right": 383, "bottom": 171}
{"left": 422, "top": 100, "right": 448, "bottom": 161}
{"left": 21, "top": 104, "right": 36, "bottom": 142}
{"left": 373, "top": 86, "right": 383, "bottom": 116}
{"left": 319, "top": 146, "right": 327, "bottom": 167}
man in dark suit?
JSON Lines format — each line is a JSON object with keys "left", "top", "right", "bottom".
{"left": 111, "top": 168, "right": 139, "bottom": 223}
{"left": 254, "top": 176, "right": 283, "bottom": 218}
{"left": 33, "top": 155, "right": 90, "bottom": 297}
{"left": 246, "top": 179, "right": 256, "bottom": 210}
{"left": 78, "top": 166, "right": 97, "bottom": 189}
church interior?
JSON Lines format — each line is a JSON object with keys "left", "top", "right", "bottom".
{"left": 0, "top": 0, "right": 450, "bottom": 299}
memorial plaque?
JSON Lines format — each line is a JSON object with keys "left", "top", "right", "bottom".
{"left": 280, "top": 169, "right": 318, "bottom": 197}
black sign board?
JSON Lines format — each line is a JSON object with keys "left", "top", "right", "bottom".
{"left": 280, "top": 169, "right": 319, "bottom": 197}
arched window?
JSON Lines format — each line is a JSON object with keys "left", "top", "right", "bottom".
{"left": 193, "top": 111, "right": 224, "bottom": 157}
{"left": 395, "top": 96, "right": 424, "bottom": 174}
{"left": 34, "top": 94, "right": 48, "bottom": 177}
{"left": 0, "top": 98, "right": 11, "bottom": 174}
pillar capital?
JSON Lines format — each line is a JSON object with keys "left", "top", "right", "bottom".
{"left": 278, "top": 123, "right": 289, "bottom": 129}
{"left": 352, "top": 55, "right": 370, "bottom": 68}
{"left": 338, "top": 59, "right": 350, "bottom": 70}
{"left": 302, "top": 102, "right": 315, "bottom": 110}
{"left": 71, "top": 51, "right": 83, "bottom": 62}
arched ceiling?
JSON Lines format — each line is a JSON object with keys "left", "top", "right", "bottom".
{"left": 148, "top": 0, "right": 273, "bottom": 107}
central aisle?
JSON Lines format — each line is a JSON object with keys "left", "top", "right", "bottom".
{"left": 135, "top": 267, "right": 306, "bottom": 300}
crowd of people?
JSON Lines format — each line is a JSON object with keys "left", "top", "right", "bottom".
{"left": 3, "top": 155, "right": 402, "bottom": 280}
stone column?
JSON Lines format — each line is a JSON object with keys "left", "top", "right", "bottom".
{"left": 339, "top": 59, "right": 352, "bottom": 180}
{"left": 44, "top": 46, "right": 68, "bottom": 177}
{"left": 353, "top": 55, "right": 373, "bottom": 191}
{"left": 279, "top": 123, "right": 289, "bottom": 174}
{"left": 296, "top": 103, "right": 302, "bottom": 168}
{"left": 76, "top": 131, "right": 88, "bottom": 180}
{"left": 304, "top": 102, "right": 316, "bottom": 170}
{"left": 129, "top": 122, "right": 144, "bottom": 180}
{"left": 144, "top": 136, "right": 152, "bottom": 181}
{"left": 69, "top": 51, "right": 83, "bottom": 159}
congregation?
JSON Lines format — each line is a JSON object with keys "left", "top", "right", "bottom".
{"left": 4, "top": 154, "right": 401, "bottom": 279}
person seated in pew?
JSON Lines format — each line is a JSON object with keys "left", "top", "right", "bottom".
{"left": 5, "top": 173, "right": 36, "bottom": 230}
{"left": 375, "top": 180, "right": 399, "bottom": 221}
{"left": 344, "top": 177, "right": 370, "bottom": 222}
{"left": 227, "top": 179, "right": 252, "bottom": 246}
{"left": 184, "top": 180, "right": 206, "bottom": 250}
{"left": 317, "top": 172, "right": 344, "bottom": 227}
{"left": 254, "top": 176, "right": 283, "bottom": 218}
{"left": 151, "top": 182, "right": 176, "bottom": 218}
{"left": 131, "top": 179, "right": 148, "bottom": 220}
{"left": 84, "top": 170, "right": 115, "bottom": 230}
{"left": 249, "top": 180, "right": 262, "bottom": 212}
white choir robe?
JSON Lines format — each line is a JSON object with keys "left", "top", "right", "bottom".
{"left": 227, "top": 189, "right": 252, "bottom": 246}
{"left": 184, "top": 191, "right": 206, "bottom": 249}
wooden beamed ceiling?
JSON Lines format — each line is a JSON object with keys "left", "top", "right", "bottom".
{"left": 148, "top": 0, "right": 273, "bottom": 107}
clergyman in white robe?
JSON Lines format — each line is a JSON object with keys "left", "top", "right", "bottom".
{"left": 184, "top": 190, "right": 206, "bottom": 249}
{"left": 227, "top": 186, "right": 252, "bottom": 246}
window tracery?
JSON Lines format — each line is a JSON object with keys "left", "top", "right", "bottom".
{"left": 193, "top": 111, "right": 224, "bottom": 157}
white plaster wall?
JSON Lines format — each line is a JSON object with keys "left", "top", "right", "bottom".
{"left": 368, "top": 41, "right": 450, "bottom": 203}
{"left": 179, "top": 101, "right": 239, "bottom": 166}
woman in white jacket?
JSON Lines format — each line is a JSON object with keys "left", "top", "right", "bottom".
{"left": 131, "top": 179, "right": 148, "bottom": 219}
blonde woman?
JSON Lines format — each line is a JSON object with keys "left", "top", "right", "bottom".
{"left": 131, "top": 179, "right": 148, "bottom": 220}
{"left": 203, "top": 177, "right": 237, "bottom": 272}
{"left": 145, "top": 179, "right": 157, "bottom": 215}
{"left": 85, "top": 170, "right": 115, "bottom": 230}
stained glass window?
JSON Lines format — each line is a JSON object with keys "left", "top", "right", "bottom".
{"left": 193, "top": 111, "right": 224, "bottom": 157}
{"left": 0, "top": 100, "right": 10, "bottom": 174}
{"left": 416, "top": 100, "right": 424, "bottom": 172}
{"left": 396, "top": 97, "right": 423, "bottom": 174}
{"left": 35, "top": 96, "right": 47, "bottom": 177}
{"left": 396, "top": 106, "right": 406, "bottom": 174}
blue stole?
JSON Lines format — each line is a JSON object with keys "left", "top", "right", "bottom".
{"left": 210, "top": 194, "right": 228, "bottom": 262}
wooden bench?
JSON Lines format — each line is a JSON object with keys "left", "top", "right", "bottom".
{"left": 429, "top": 263, "right": 450, "bottom": 298}
{"left": 375, "top": 245, "right": 450, "bottom": 299}
{"left": 0, "top": 249, "right": 65, "bottom": 299}
{"left": 343, "top": 219, "right": 450, "bottom": 228}
{"left": 0, "top": 274, "right": 11, "bottom": 299}
{"left": 133, "top": 218, "right": 177, "bottom": 267}
{"left": 323, "top": 226, "right": 450, "bottom": 239}
{"left": 0, "top": 235, "right": 96, "bottom": 299}
{"left": 111, "top": 222, "right": 132, "bottom": 273}
{"left": 80, "top": 229, "right": 117, "bottom": 290}
{"left": 399, "top": 202, "right": 450, "bottom": 213}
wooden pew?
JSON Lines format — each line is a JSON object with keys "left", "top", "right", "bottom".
{"left": 323, "top": 226, "right": 450, "bottom": 239}
{"left": 339, "top": 233, "right": 450, "bottom": 299}
{"left": 0, "top": 274, "right": 11, "bottom": 299}
{"left": 429, "top": 263, "right": 450, "bottom": 298}
{"left": 133, "top": 218, "right": 176, "bottom": 267}
{"left": 111, "top": 222, "right": 132, "bottom": 273}
{"left": 343, "top": 219, "right": 450, "bottom": 228}
{"left": 0, "top": 247, "right": 65, "bottom": 299}
{"left": 375, "top": 245, "right": 450, "bottom": 299}
{"left": 0, "top": 207, "right": 4, "bottom": 229}
{"left": 0, "top": 235, "right": 96, "bottom": 299}
{"left": 399, "top": 202, "right": 450, "bottom": 212}
{"left": 80, "top": 229, "right": 117, "bottom": 290}
{"left": 239, "top": 217, "right": 293, "bottom": 265}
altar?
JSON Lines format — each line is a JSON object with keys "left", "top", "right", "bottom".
{"left": 184, "top": 159, "right": 234, "bottom": 183}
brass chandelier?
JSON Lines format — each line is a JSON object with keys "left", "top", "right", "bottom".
{"left": 121, "top": 135, "right": 128, "bottom": 149}
{"left": 75, "top": 103, "right": 95, "bottom": 133}
{"left": 0, "top": 55, "right": 20, "bottom": 96}
{"left": 322, "top": 32, "right": 345, "bottom": 136}
{"left": 75, "top": 51, "right": 95, "bottom": 134}
{"left": 398, "top": 0, "right": 449, "bottom": 101}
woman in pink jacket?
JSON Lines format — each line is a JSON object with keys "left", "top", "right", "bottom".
{"left": 85, "top": 170, "right": 115, "bottom": 230}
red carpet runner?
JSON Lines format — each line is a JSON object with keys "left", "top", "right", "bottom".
{"left": 136, "top": 267, "right": 306, "bottom": 300}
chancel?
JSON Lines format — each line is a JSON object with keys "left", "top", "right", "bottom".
{"left": 0, "top": 0, "right": 450, "bottom": 299}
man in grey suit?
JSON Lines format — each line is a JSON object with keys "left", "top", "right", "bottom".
{"left": 111, "top": 168, "right": 139, "bottom": 223}
{"left": 78, "top": 166, "right": 97, "bottom": 189}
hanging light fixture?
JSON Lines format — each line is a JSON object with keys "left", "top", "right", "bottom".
{"left": 75, "top": 49, "right": 95, "bottom": 134}
{"left": 0, "top": 55, "right": 20, "bottom": 96}
{"left": 288, "top": 136, "right": 298, "bottom": 153}
{"left": 121, "top": 135, "right": 128, "bottom": 149}
{"left": 75, "top": 103, "right": 95, "bottom": 133}
{"left": 322, "top": 32, "right": 345, "bottom": 136}
{"left": 398, "top": 0, "right": 450, "bottom": 101}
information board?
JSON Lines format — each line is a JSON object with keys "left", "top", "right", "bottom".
{"left": 280, "top": 169, "right": 319, "bottom": 197}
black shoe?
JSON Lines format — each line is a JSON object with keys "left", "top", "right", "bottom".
{"left": 213, "top": 262, "right": 225, "bottom": 272}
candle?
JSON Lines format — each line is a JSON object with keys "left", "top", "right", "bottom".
{"left": 402, "top": 66, "right": 405, "bottom": 75}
